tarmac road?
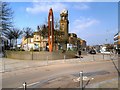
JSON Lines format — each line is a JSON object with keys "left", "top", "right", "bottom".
{"left": 2, "top": 54, "right": 118, "bottom": 88}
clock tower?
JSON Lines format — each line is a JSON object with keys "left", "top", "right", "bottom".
{"left": 60, "top": 9, "right": 69, "bottom": 50}
{"left": 60, "top": 9, "right": 69, "bottom": 37}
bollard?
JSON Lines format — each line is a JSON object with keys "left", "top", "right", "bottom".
{"left": 32, "top": 51, "right": 33, "bottom": 60}
{"left": 64, "top": 55, "right": 66, "bottom": 63}
{"left": 23, "top": 82, "right": 27, "bottom": 90}
{"left": 80, "top": 71, "right": 83, "bottom": 89}
{"left": 64, "top": 55, "right": 66, "bottom": 60}
{"left": 103, "top": 54, "right": 104, "bottom": 60}
{"left": 110, "top": 53, "right": 112, "bottom": 60}
{"left": 2, "top": 60, "right": 5, "bottom": 73}
{"left": 93, "top": 55, "right": 95, "bottom": 61}
{"left": 79, "top": 55, "right": 81, "bottom": 60}
{"left": 47, "top": 56, "right": 48, "bottom": 65}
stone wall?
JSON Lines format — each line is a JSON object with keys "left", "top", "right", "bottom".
{"left": 5, "top": 51, "right": 76, "bottom": 60}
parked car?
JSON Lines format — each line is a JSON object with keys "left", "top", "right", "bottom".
{"left": 101, "top": 51, "right": 111, "bottom": 54}
{"left": 89, "top": 49, "right": 96, "bottom": 54}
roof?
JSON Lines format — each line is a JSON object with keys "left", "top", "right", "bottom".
{"left": 114, "top": 32, "right": 120, "bottom": 36}
{"left": 34, "top": 32, "right": 41, "bottom": 35}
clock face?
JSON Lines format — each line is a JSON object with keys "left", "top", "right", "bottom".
{"left": 63, "top": 10, "right": 67, "bottom": 14}
{"left": 61, "top": 9, "right": 68, "bottom": 14}
{"left": 62, "top": 17, "right": 65, "bottom": 20}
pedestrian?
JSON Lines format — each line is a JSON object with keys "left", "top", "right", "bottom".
{"left": 79, "top": 50, "right": 81, "bottom": 58}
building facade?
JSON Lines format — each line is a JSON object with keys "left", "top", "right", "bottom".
{"left": 21, "top": 32, "right": 48, "bottom": 51}
{"left": 114, "top": 32, "right": 120, "bottom": 49}
{"left": 80, "top": 40, "right": 87, "bottom": 50}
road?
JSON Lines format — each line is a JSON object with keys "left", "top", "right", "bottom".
{"left": 2, "top": 54, "right": 118, "bottom": 88}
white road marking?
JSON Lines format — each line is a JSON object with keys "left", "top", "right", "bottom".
{"left": 27, "top": 82, "right": 39, "bottom": 87}
{"left": 73, "top": 76, "right": 94, "bottom": 82}
{"left": 18, "top": 82, "right": 39, "bottom": 88}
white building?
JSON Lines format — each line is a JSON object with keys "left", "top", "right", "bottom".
{"left": 114, "top": 32, "right": 120, "bottom": 49}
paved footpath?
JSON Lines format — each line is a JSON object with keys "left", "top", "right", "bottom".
{"left": 0, "top": 54, "right": 118, "bottom": 72}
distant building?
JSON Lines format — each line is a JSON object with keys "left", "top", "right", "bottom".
{"left": 114, "top": 32, "right": 120, "bottom": 49}
{"left": 67, "top": 33, "right": 77, "bottom": 50}
{"left": 21, "top": 32, "right": 48, "bottom": 51}
{"left": 59, "top": 9, "right": 87, "bottom": 51}
{"left": 67, "top": 33, "right": 87, "bottom": 51}
{"left": 80, "top": 40, "right": 86, "bottom": 50}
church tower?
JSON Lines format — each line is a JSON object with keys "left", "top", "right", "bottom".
{"left": 60, "top": 9, "right": 69, "bottom": 50}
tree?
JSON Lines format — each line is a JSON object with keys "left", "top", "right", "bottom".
{"left": 0, "top": 2, "right": 13, "bottom": 50}
{"left": 23, "top": 27, "right": 33, "bottom": 38}
{"left": 38, "top": 25, "right": 48, "bottom": 38}
{"left": 1, "top": 2, "right": 13, "bottom": 33}
{"left": 4, "top": 28, "right": 22, "bottom": 48}
{"left": 4, "top": 29, "right": 14, "bottom": 47}
{"left": 23, "top": 27, "right": 33, "bottom": 49}
{"left": 54, "top": 18, "right": 59, "bottom": 30}
{"left": 12, "top": 28, "right": 23, "bottom": 48}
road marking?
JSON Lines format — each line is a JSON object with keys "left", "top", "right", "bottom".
{"left": 27, "top": 82, "right": 39, "bottom": 87}
{"left": 73, "top": 76, "right": 94, "bottom": 82}
{"left": 18, "top": 82, "right": 39, "bottom": 88}
{"left": 91, "top": 78, "right": 94, "bottom": 80}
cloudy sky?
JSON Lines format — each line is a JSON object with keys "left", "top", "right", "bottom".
{"left": 9, "top": 2, "right": 118, "bottom": 45}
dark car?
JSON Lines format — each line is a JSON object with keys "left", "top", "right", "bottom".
{"left": 89, "top": 49, "right": 96, "bottom": 54}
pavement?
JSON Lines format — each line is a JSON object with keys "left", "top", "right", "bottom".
{"left": 0, "top": 53, "right": 3, "bottom": 58}
{"left": 86, "top": 78, "right": 118, "bottom": 88}
{"left": 0, "top": 53, "right": 118, "bottom": 72}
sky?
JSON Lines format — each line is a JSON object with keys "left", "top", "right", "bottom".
{"left": 9, "top": 2, "right": 118, "bottom": 45}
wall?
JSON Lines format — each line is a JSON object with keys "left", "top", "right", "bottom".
{"left": 5, "top": 51, "right": 76, "bottom": 60}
